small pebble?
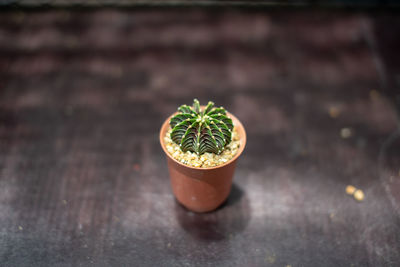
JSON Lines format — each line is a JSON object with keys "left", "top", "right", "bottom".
{"left": 266, "top": 254, "right": 276, "bottom": 264}
{"left": 354, "top": 189, "right": 365, "bottom": 202}
{"left": 341, "top": 128, "right": 352, "bottom": 139}
{"left": 329, "top": 106, "right": 340, "bottom": 118}
{"left": 345, "top": 185, "right": 356, "bottom": 195}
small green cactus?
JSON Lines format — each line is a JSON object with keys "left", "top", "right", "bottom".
{"left": 170, "top": 99, "right": 234, "bottom": 155}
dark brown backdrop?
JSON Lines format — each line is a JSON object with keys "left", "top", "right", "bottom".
{"left": 0, "top": 9, "right": 399, "bottom": 267}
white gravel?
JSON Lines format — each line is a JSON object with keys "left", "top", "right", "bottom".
{"left": 164, "top": 126, "right": 240, "bottom": 168}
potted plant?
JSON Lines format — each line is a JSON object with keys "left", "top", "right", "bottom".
{"left": 159, "top": 99, "right": 246, "bottom": 212}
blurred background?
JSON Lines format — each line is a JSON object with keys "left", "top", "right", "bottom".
{"left": 0, "top": 1, "right": 400, "bottom": 266}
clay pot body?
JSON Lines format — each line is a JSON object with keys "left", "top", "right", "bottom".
{"left": 159, "top": 112, "right": 246, "bottom": 213}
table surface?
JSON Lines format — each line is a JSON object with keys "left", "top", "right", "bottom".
{"left": 0, "top": 9, "right": 400, "bottom": 267}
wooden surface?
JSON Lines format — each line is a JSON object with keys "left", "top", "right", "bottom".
{"left": 2, "top": 0, "right": 400, "bottom": 8}
{"left": 0, "top": 9, "right": 400, "bottom": 267}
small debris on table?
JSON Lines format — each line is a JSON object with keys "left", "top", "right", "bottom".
{"left": 340, "top": 128, "right": 353, "bottom": 139}
{"left": 265, "top": 250, "right": 276, "bottom": 264}
{"left": 345, "top": 185, "right": 356, "bottom": 195}
{"left": 18, "top": 226, "right": 23, "bottom": 231}
{"left": 354, "top": 189, "right": 365, "bottom": 202}
{"left": 329, "top": 106, "right": 340, "bottom": 118}
{"left": 346, "top": 185, "right": 365, "bottom": 202}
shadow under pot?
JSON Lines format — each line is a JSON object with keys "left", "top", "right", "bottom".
{"left": 159, "top": 110, "right": 246, "bottom": 213}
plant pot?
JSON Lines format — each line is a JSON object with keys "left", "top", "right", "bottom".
{"left": 159, "top": 111, "right": 246, "bottom": 213}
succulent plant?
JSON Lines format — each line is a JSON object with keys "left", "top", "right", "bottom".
{"left": 170, "top": 99, "right": 233, "bottom": 155}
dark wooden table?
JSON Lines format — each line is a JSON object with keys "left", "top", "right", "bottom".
{"left": 0, "top": 9, "right": 400, "bottom": 267}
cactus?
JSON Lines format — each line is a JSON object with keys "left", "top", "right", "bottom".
{"left": 170, "top": 99, "right": 234, "bottom": 155}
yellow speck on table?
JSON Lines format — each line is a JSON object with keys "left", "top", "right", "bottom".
{"left": 345, "top": 185, "right": 356, "bottom": 195}
{"left": 340, "top": 128, "right": 352, "bottom": 139}
{"left": 329, "top": 106, "right": 340, "bottom": 118}
{"left": 354, "top": 189, "right": 365, "bottom": 202}
{"left": 346, "top": 185, "right": 365, "bottom": 202}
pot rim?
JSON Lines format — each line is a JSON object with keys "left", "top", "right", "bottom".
{"left": 159, "top": 109, "right": 247, "bottom": 170}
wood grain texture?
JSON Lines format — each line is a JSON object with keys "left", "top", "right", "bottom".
{"left": 0, "top": 9, "right": 399, "bottom": 267}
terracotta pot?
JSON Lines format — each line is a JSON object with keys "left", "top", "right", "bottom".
{"left": 159, "top": 111, "right": 246, "bottom": 213}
